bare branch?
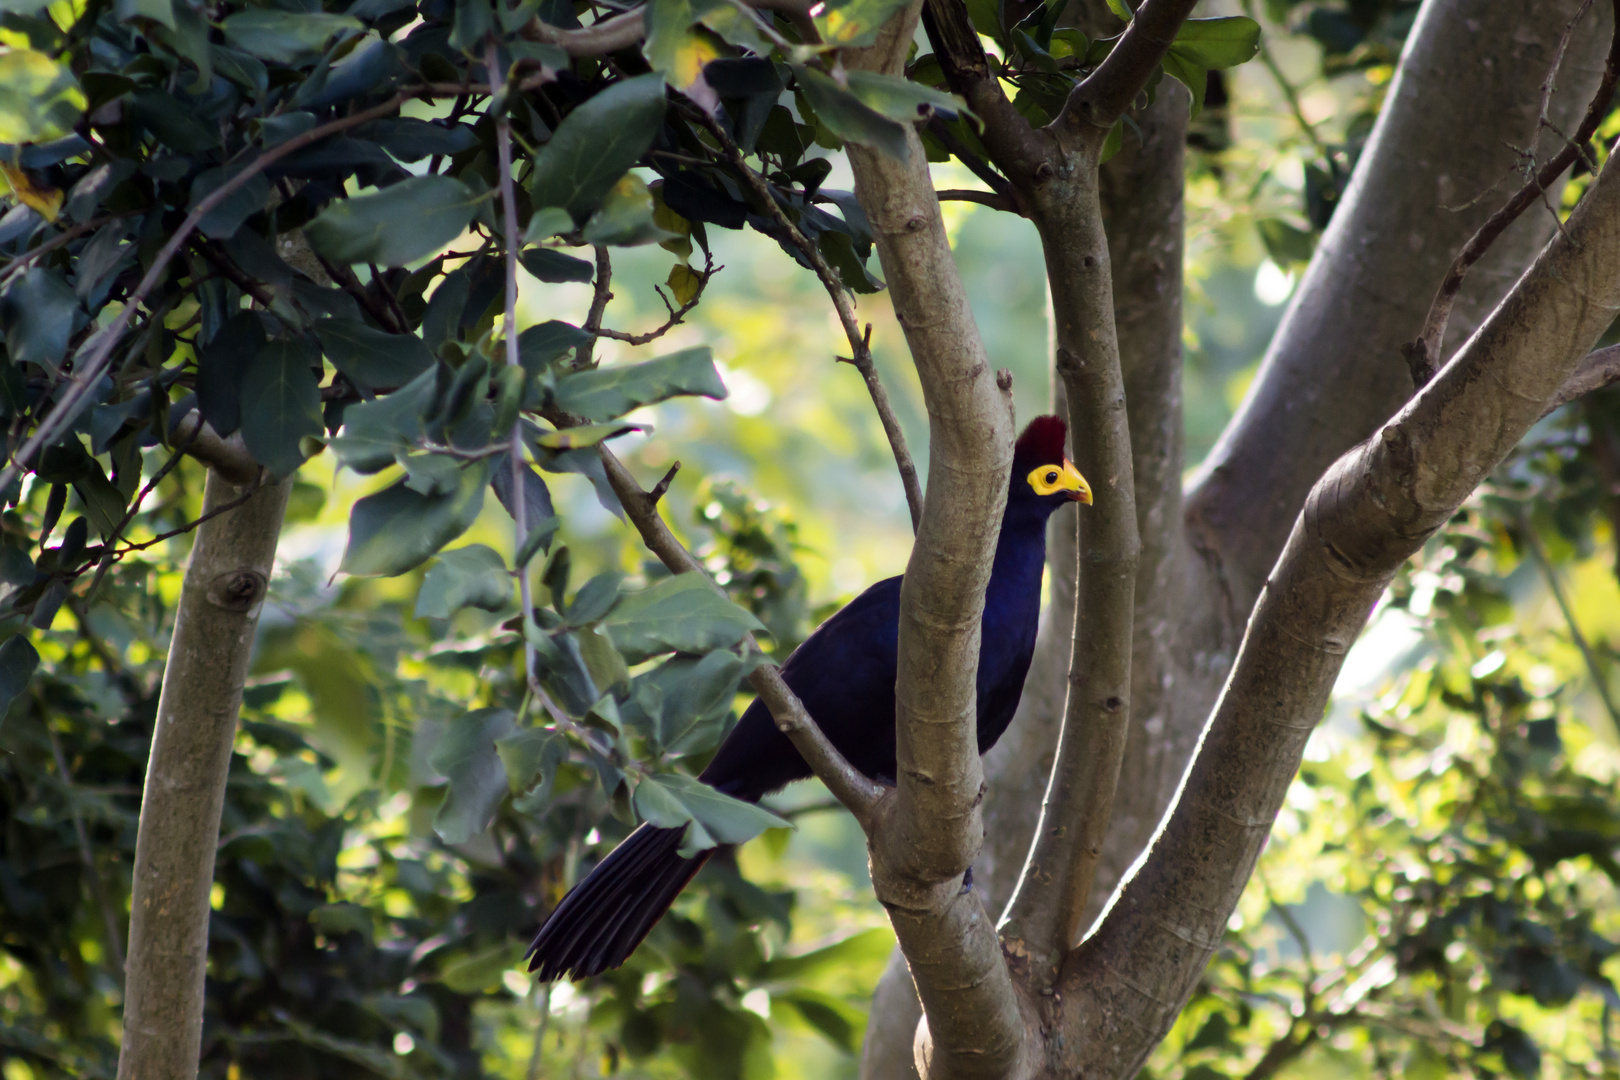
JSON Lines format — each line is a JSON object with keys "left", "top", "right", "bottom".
{"left": 1542, "top": 342, "right": 1620, "bottom": 416}
{"left": 574, "top": 245, "right": 613, "bottom": 369}
{"left": 1065, "top": 132, "right": 1620, "bottom": 1080}
{"left": 1058, "top": 0, "right": 1201, "bottom": 133}
{"left": 593, "top": 446, "right": 885, "bottom": 821}
{"left": 935, "top": 188, "right": 1017, "bottom": 211}
{"left": 1406, "top": 0, "right": 1620, "bottom": 386}
{"left": 689, "top": 106, "right": 925, "bottom": 532}
{"left": 594, "top": 250, "right": 718, "bottom": 346}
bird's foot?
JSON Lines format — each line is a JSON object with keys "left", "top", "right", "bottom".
{"left": 960, "top": 865, "right": 974, "bottom": 895}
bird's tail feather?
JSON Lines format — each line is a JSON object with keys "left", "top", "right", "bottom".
{"left": 527, "top": 823, "right": 710, "bottom": 981}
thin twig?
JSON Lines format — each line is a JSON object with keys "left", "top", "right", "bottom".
{"left": 936, "top": 188, "right": 1018, "bottom": 211}
{"left": 689, "top": 107, "right": 924, "bottom": 532}
{"left": 594, "top": 444, "right": 884, "bottom": 821}
{"left": 0, "top": 212, "right": 137, "bottom": 286}
{"left": 1406, "top": 0, "right": 1620, "bottom": 386}
{"left": 1521, "top": 514, "right": 1620, "bottom": 737}
{"left": 0, "top": 90, "right": 425, "bottom": 496}
{"left": 1242, "top": 0, "right": 1331, "bottom": 157}
{"left": 46, "top": 722, "right": 126, "bottom": 973}
{"left": 489, "top": 37, "right": 540, "bottom": 722}
{"left": 83, "top": 426, "right": 200, "bottom": 603}
{"left": 525, "top": 982, "right": 553, "bottom": 1080}
{"left": 593, "top": 251, "right": 719, "bottom": 346}
{"left": 647, "top": 462, "right": 679, "bottom": 504}
{"left": 573, "top": 245, "right": 614, "bottom": 369}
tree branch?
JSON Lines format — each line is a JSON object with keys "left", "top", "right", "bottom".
{"left": 118, "top": 474, "right": 292, "bottom": 1080}
{"left": 690, "top": 106, "right": 925, "bottom": 532}
{"left": 0, "top": 90, "right": 422, "bottom": 496}
{"left": 1184, "top": 0, "right": 1612, "bottom": 629}
{"left": 1406, "top": 0, "right": 1620, "bottom": 386}
{"left": 1057, "top": 0, "right": 1201, "bottom": 133}
{"left": 523, "top": 0, "right": 814, "bottom": 56}
{"left": 998, "top": 128, "right": 1140, "bottom": 978}
{"left": 1064, "top": 131, "right": 1620, "bottom": 1080}
{"left": 842, "top": 6, "right": 1030, "bottom": 1076}
{"left": 593, "top": 446, "right": 885, "bottom": 821}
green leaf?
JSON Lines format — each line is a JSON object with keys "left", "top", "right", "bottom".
{"left": 189, "top": 165, "right": 272, "bottom": 241}
{"left": 634, "top": 772, "right": 790, "bottom": 856}
{"left": 1160, "top": 49, "right": 1207, "bottom": 118}
{"left": 314, "top": 318, "right": 435, "bottom": 393}
{"left": 844, "top": 70, "right": 973, "bottom": 124}
{"left": 517, "top": 247, "right": 595, "bottom": 284}
{"left": 793, "top": 66, "right": 908, "bottom": 162}
{"left": 495, "top": 727, "right": 566, "bottom": 802}
{"left": 522, "top": 206, "right": 575, "bottom": 245}
{"left": 552, "top": 345, "right": 727, "bottom": 421}
{"left": 602, "top": 572, "right": 764, "bottom": 663}
{"left": 533, "top": 421, "right": 642, "bottom": 449}
{"left": 239, "top": 337, "right": 323, "bottom": 478}
{"left": 1169, "top": 16, "right": 1261, "bottom": 69}
{"left": 437, "top": 941, "right": 522, "bottom": 993}
{"left": 756, "top": 926, "right": 895, "bottom": 982}
{"left": 777, "top": 991, "right": 863, "bottom": 1054}
{"left": 114, "top": 0, "right": 173, "bottom": 28}
{"left": 305, "top": 176, "right": 482, "bottom": 267}
{"left": 565, "top": 571, "right": 622, "bottom": 625}
{"left": 329, "top": 366, "right": 439, "bottom": 474}
{"left": 400, "top": 452, "right": 462, "bottom": 496}
{"left": 340, "top": 462, "right": 489, "bottom": 577}
{"left": 518, "top": 320, "right": 589, "bottom": 373}
{"left": 1103, "top": 0, "right": 1132, "bottom": 19}
{"left": 582, "top": 174, "right": 677, "bottom": 247}
{"left": 529, "top": 72, "right": 667, "bottom": 224}
{"left": 619, "top": 649, "right": 761, "bottom": 754}
{"left": 197, "top": 312, "right": 263, "bottom": 428}
{"left": 0, "top": 49, "right": 86, "bottom": 144}
{"left": 222, "top": 10, "right": 362, "bottom": 65}
{"left": 0, "top": 267, "right": 79, "bottom": 370}
{"left": 812, "top": 0, "right": 911, "bottom": 48}
{"left": 428, "top": 707, "right": 516, "bottom": 843}
{"left": 415, "top": 544, "right": 511, "bottom": 619}
{"left": 0, "top": 635, "right": 39, "bottom": 721}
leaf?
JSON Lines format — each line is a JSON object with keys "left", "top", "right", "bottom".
{"left": 532, "top": 421, "right": 641, "bottom": 449}
{"left": 0, "top": 635, "right": 39, "bottom": 721}
{"left": 0, "top": 49, "right": 85, "bottom": 144}
{"left": 314, "top": 318, "right": 435, "bottom": 392}
{"left": 813, "top": 0, "right": 911, "bottom": 48}
{"left": 583, "top": 174, "right": 677, "bottom": 247}
{"left": 844, "top": 70, "right": 973, "bottom": 124}
{"left": 221, "top": 10, "right": 362, "bottom": 65}
{"left": 188, "top": 165, "right": 272, "bottom": 241}
{"left": 0, "top": 267, "right": 79, "bottom": 370}
{"left": 552, "top": 345, "right": 727, "bottom": 421}
{"left": 239, "top": 337, "right": 323, "bottom": 478}
{"left": 415, "top": 544, "right": 512, "bottom": 619}
{"left": 0, "top": 162, "right": 61, "bottom": 222}
{"left": 351, "top": 118, "right": 479, "bottom": 162}
{"left": 794, "top": 66, "right": 909, "bottom": 162}
{"left": 565, "top": 571, "right": 622, "bottom": 625}
{"left": 429, "top": 707, "right": 516, "bottom": 843}
{"left": 518, "top": 320, "right": 589, "bottom": 372}
{"left": 115, "top": 0, "right": 174, "bottom": 28}
{"left": 496, "top": 728, "right": 566, "bottom": 815}
{"left": 340, "top": 462, "right": 489, "bottom": 577}
{"left": 437, "top": 941, "right": 522, "bottom": 993}
{"left": 329, "top": 366, "right": 439, "bottom": 474}
{"left": 602, "top": 573, "right": 764, "bottom": 662}
{"left": 490, "top": 453, "right": 560, "bottom": 556}
{"left": 529, "top": 72, "right": 668, "bottom": 225}
{"left": 667, "top": 263, "right": 702, "bottom": 304}
{"left": 619, "top": 649, "right": 761, "bottom": 754}
{"left": 1160, "top": 49, "right": 1208, "bottom": 118}
{"left": 756, "top": 927, "right": 895, "bottom": 981}
{"left": 522, "top": 206, "right": 575, "bottom": 245}
{"left": 518, "top": 247, "right": 595, "bottom": 284}
{"left": 305, "top": 176, "right": 482, "bottom": 267}
{"left": 777, "top": 991, "right": 863, "bottom": 1054}
{"left": 634, "top": 772, "right": 790, "bottom": 856}
{"left": 1169, "top": 16, "right": 1261, "bottom": 69}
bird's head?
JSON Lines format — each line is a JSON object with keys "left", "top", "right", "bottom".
{"left": 1009, "top": 415, "right": 1091, "bottom": 517}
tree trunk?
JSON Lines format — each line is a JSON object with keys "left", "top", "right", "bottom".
{"left": 118, "top": 471, "right": 290, "bottom": 1080}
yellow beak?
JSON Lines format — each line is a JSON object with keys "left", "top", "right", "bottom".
{"left": 1062, "top": 459, "right": 1093, "bottom": 504}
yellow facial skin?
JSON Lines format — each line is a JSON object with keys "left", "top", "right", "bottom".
{"left": 1026, "top": 460, "right": 1093, "bottom": 504}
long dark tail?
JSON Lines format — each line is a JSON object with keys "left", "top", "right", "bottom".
{"left": 527, "top": 824, "right": 711, "bottom": 981}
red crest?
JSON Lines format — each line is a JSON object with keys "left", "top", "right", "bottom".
{"left": 1013, "top": 415, "right": 1068, "bottom": 466}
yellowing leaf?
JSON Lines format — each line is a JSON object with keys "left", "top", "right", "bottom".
{"left": 670, "top": 27, "right": 722, "bottom": 91}
{"left": 0, "top": 162, "right": 62, "bottom": 222}
{"left": 668, "top": 263, "right": 702, "bottom": 305}
{"left": 0, "top": 49, "right": 86, "bottom": 145}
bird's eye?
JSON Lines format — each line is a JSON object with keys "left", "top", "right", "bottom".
{"left": 1045, "top": 471, "right": 1058, "bottom": 483}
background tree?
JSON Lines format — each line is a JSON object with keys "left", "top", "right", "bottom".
{"left": 3, "top": 0, "right": 1620, "bottom": 1077}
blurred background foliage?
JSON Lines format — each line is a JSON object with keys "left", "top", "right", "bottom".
{"left": 5, "top": 0, "right": 1620, "bottom": 1076}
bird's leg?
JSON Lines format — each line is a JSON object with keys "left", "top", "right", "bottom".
{"left": 961, "top": 865, "right": 974, "bottom": 895}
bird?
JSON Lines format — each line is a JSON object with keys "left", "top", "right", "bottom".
{"left": 527, "top": 415, "right": 1092, "bottom": 981}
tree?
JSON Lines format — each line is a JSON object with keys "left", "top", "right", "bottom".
{"left": 2, "top": 0, "right": 1620, "bottom": 1076}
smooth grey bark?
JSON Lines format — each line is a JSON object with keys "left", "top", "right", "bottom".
{"left": 1064, "top": 122, "right": 1620, "bottom": 1078}
{"left": 1185, "top": 0, "right": 1612, "bottom": 612}
{"left": 118, "top": 471, "right": 291, "bottom": 1080}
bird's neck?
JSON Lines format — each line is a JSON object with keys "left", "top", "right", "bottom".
{"left": 988, "top": 503, "right": 1051, "bottom": 601}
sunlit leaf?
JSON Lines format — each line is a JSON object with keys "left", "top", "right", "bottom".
{"left": 529, "top": 72, "right": 668, "bottom": 225}
{"left": 415, "top": 544, "right": 512, "bottom": 619}
{"left": 552, "top": 345, "right": 727, "bottom": 421}
{"left": 602, "top": 572, "right": 764, "bottom": 662}
{"left": 340, "top": 462, "right": 489, "bottom": 577}
{"left": 306, "top": 176, "right": 482, "bottom": 267}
